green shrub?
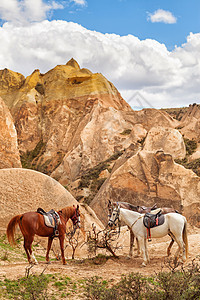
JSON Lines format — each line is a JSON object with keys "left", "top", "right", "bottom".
{"left": 3, "top": 274, "right": 49, "bottom": 299}
{"left": 84, "top": 259, "right": 200, "bottom": 300}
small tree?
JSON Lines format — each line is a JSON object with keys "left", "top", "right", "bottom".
{"left": 65, "top": 225, "right": 81, "bottom": 259}
{"left": 86, "top": 223, "right": 120, "bottom": 258}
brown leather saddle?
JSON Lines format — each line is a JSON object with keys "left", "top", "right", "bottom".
{"left": 37, "top": 208, "right": 60, "bottom": 237}
{"left": 143, "top": 208, "right": 165, "bottom": 241}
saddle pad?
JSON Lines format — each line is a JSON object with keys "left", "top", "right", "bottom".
{"left": 43, "top": 215, "right": 55, "bottom": 228}
{"left": 143, "top": 213, "right": 165, "bottom": 229}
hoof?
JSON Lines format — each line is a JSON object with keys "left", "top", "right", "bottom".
{"left": 126, "top": 256, "right": 131, "bottom": 260}
{"left": 141, "top": 262, "right": 147, "bottom": 267}
{"left": 30, "top": 261, "right": 38, "bottom": 265}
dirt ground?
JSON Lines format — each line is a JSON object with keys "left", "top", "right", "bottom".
{"left": 0, "top": 225, "right": 200, "bottom": 283}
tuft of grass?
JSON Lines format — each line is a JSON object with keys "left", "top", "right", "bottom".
{"left": 120, "top": 129, "right": 132, "bottom": 135}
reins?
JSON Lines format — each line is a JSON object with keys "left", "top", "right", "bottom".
{"left": 130, "top": 215, "right": 143, "bottom": 229}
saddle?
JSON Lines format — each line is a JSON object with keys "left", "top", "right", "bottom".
{"left": 143, "top": 208, "right": 165, "bottom": 241}
{"left": 37, "top": 208, "right": 60, "bottom": 237}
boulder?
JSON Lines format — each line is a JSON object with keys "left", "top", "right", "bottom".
{"left": 143, "top": 127, "right": 186, "bottom": 159}
{"left": 0, "top": 168, "right": 103, "bottom": 231}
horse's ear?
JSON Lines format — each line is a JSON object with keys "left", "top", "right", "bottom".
{"left": 77, "top": 205, "right": 79, "bottom": 210}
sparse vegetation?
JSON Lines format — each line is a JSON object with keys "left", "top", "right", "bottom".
{"left": 184, "top": 138, "right": 197, "bottom": 156}
{"left": 78, "top": 150, "right": 124, "bottom": 204}
{"left": 85, "top": 258, "right": 200, "bottom": 300}
{"left": 20, "top": 140, "right": 47, "bottom": 170}
{"left": 161, "top": 107, "right": 188, "bottom": 121}
{"left": 175, "top": 157, "right": 200, "bottom": 176}
{"left": 20, "top": 140, "right": 65, "bottom": 175}
{"left": 175, "top": 138, "right": 199, "bottom": 175}
{"left": 120, "top": 129, "right": 132, "bottom": 135}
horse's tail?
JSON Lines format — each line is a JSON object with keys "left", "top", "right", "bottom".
{"left": 183, "top": 219, "right": 188, "bottom": 258}
{"left": 6, "top": 215, "right": 22, "bottom": 246}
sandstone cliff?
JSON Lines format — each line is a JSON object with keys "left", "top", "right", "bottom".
{"left": 0, "top": 97, "right": 21, "bottom": 168}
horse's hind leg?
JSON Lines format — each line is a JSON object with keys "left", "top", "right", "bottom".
{"left": 128, "top": 229, "right": 134, "bottom": 258}
{"left": 46, "top": 237, "right": 53, "bottom": 263}
{"left": 173, "top": 235, "right": 186, "bottom": 263}
{"left": 24, "top": 237, "right": 31, "bottom": 263}
{"left": 59, "top": 235, "right": 66, "bottom": 265}
{"left": 167, "top": 234, "right": 175, "bottom": 256}
{"left": 24, "top": 235, "right": 38, "bottom": 264}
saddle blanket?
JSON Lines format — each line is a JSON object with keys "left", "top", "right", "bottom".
{"left": 43, "top": 214, "right": 59, "bottom": 228}
{"left": 37, "top": 208, "right": 60, "bottom": 228}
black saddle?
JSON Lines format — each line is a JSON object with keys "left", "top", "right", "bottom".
{"left": 143, "top": 209, "right": 165, "bottom": 241}
{"left": 37, "top": 208, "right": 60, "bottom": 237}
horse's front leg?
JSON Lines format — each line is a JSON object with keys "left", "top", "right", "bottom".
{"left": 135, "top": 237, "right": 141, "bottom": 257}
{"left": 59, "top": 235, "right": 66, "bottom": 265}
{"left": 46, "top": 237, "right": 53, "bottom": 263}
{"left": 138, "top": 237, "right": 148, "bottom": 267}
{"left": 128, "top": 229, "right": 134, "bottom": 258}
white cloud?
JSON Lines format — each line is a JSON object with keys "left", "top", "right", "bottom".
{"left": 0, "top": 20, "right": 199, "bottom": 109}
{"left": 0, "top": 0, "right": 64, "bottom": 24}
{"left": 148, "top": 9, "right": 177, "bottom": 24}
{"left": 70, "top": 0, "right": 87, "bottom": 6}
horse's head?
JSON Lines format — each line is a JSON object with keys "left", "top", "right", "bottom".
{"left": 71, "top": 205, "right": 81, "bottom": 228}
{"left": 107, "top": 200, "right": 113, "bottom": 220}
{"left": 108, "top": 206, "right": 120, "bottom": 227}
{"left": 108, "top": 200, "right": 119, "bottom": 220}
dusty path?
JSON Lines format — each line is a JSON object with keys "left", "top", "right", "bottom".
{"left": 1, "top": 232, "right": 199, "bottom": 282}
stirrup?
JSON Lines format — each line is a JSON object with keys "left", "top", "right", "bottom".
{"left": 54, "top": 230, "right": 59, "bottom": 236}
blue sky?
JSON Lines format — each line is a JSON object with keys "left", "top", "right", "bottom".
{"left": 0, "top": 0, "right": 199, "bottom": 109}
{"left": 53, "top": 0, "right": 200, "bottom": 50}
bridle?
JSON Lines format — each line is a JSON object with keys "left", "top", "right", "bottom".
{"left": 108, "top": 206, "right": 120, "bottom": 227}
{"left": 71, "top": 207, "right": 80, "bottom": 229}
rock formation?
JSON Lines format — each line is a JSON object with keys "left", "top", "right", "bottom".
{"left": 0, "top": 168, "right": 103, "bottom": 231}
{"left": 0, "top": 97, "right": 21, "bottom": 168}
{"left": 1, "top": 60, "right": 200, "bottom": 228}
{"left": 143, "top": 127, "right": 186, "bottom": 159}
{"left": 90, "top": 150, "right": 200, "bottom": 227}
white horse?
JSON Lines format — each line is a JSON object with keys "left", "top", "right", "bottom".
{"left": 108, "top": 207, "right": 188, "bottom": 266}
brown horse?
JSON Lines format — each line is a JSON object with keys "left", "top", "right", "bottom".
{"left": 7, "top": 205, "right": 80, "bottom": 265}
{"left": 108, "top": 200, "right": 179, "bottom": 257}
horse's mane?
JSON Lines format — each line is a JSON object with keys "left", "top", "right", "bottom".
{"left": 59, "top": 206, "right": 75, "bottom": 219}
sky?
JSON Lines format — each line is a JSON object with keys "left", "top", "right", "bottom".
{"left": 0, "top": 0, "right": 200, "bottom": 109}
